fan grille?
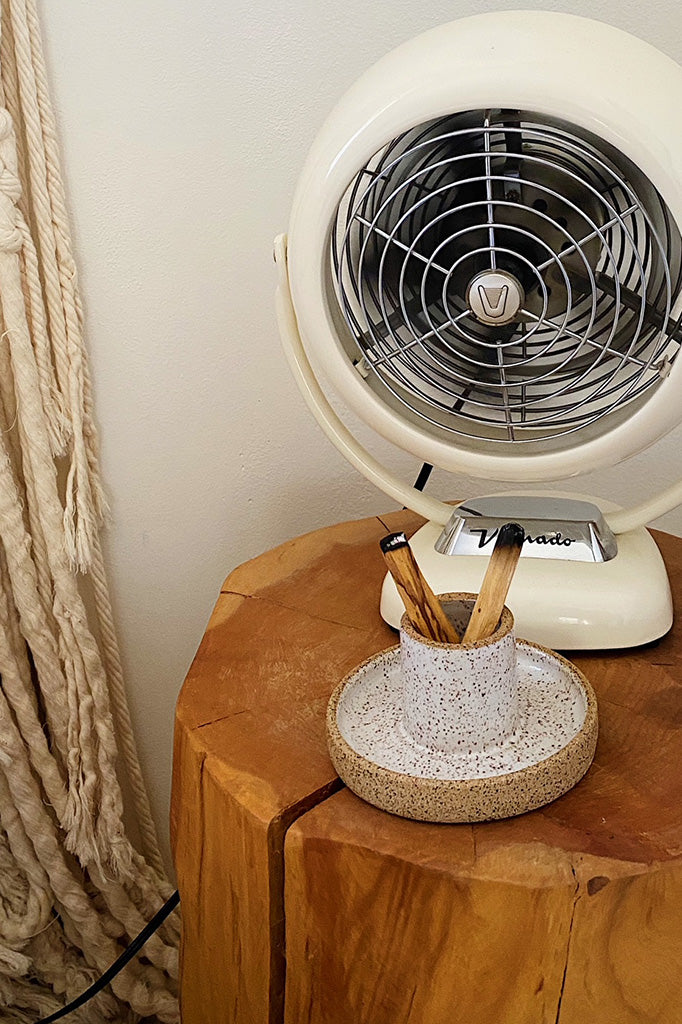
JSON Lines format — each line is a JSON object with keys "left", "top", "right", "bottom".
{"left": 332, "top": 109, "right": 682, "bottom": 448}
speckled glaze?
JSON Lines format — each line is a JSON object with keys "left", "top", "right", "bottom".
{"left": 401, "top": 596, "right": 517, "bottom": 754}
{"left": 326, "top": 635, "right": 598, "bottom": 823}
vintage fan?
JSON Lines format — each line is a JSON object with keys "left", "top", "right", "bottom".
{"left": 275, "top": 11, "right": 682, "bottom": 648}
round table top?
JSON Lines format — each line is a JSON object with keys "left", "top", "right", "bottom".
{"left": 174, "top": 509, "right": 682, "bottom": 872}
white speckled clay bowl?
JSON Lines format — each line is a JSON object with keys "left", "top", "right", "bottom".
{"left": 326, "top": 597, "right": 598, "bottom": 823}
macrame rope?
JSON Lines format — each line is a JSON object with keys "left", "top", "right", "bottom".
{"left": 0, "top": 2, "right": 178, "bottom": 1019}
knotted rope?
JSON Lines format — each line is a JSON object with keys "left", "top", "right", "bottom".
{"left": 0, "top": 1, "right": 179, "bottom": 1019}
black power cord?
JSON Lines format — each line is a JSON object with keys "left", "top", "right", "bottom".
{"left": 34, "top": 890, "right": 180, "bottom": 1024}
{"left": 402, "top": 462, "right": 433, "bottom": 509}
{"left": 412, "top": 462, "right": 433, "bottom": 492}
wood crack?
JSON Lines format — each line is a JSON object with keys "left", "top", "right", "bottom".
{"left": 375, "top": 512, "right": 427, "bottom": 534}
{"left": 195, "top": 708, "right": 249, "bottom": 730}
{"left": 194, "top": 752, "right": 208, "bottom": 927}
{"left": 222, "top": 589, "right": 384, "bottom": 635}
{"left": 406, "top": 983, "right": 418, "bottom": 1020}
{"left": 267, "top": 777, "right": 345, "bottom": 1024}
{"left": 555, "top": 864, "right": 580, "bottom": 1024}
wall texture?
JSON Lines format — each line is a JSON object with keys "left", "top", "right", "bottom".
{"left": 39, "top": 0, "right": 682, "bottom": 868}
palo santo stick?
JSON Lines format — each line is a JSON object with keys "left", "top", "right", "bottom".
{"left": 380, "top": 532, "right": 461, "bottom": 644}
{"left": 463, "top": 522, "right": 525, "bottom": 644}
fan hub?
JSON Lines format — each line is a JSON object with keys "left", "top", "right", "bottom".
{"left": 467, "top": 269, "right": 524, "bottom": 325}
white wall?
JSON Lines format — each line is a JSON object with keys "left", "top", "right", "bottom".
{"left": 39, "top": 0, "right": 682, "bottom": 869}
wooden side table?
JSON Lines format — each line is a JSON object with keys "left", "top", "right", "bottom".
{"left": 171, "top": 511, "right": 682, "bottom": 1024}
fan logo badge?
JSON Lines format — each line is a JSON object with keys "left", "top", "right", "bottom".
{"left": 477, "top": 283, "right": 509, "bottom": 319}
{"left": 467, "top": 270, "right": 524, "bottom": 325}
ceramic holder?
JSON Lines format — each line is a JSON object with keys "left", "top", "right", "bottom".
{"left": 401, "top": 595, "right": 517, "bottom": 755}
{"left": 326, "top": 591, "right": 599, "bottom": 823}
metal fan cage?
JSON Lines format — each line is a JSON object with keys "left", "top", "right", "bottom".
{"left": 331, "top": 109, "right": 682, "bottom": 450}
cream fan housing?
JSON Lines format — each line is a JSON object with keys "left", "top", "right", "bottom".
{"left": 278, "top": 11, "right": 682, "bottom": 534}
{"left": 275, "top": 12, "right": 682, "bottom": 648}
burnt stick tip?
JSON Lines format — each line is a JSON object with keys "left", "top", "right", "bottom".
{"left": 379, "top": 532, "right": 408, "bottom": 555}
{"left": 495, "top": 522, "right": 525, "bottom": 550}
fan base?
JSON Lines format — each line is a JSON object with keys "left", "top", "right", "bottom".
{"left": 380, "top": 519, "right": 672, "bottom": 650}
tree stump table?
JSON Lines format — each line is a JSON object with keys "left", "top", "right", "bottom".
{"left": 171, "top": 511, "right": 682, "bottom": 1024}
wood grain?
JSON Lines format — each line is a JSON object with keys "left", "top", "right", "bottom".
{"left": 284, "top": 790, "right": 576, "bottom": 1024}
{"left": 172, "top": 515, "right": 682, "bottom": 1024}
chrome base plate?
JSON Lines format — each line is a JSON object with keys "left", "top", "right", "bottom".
{"left": 381, "top": 499, "right": 672, "bottom": 650}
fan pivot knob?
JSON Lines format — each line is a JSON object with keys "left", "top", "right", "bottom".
{"left": 467, "top": 270, "right": 525, "bottom": 325}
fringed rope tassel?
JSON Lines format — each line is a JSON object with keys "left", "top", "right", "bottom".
{"left": 0, "top": 1, "right": 178, "bottom": 1019}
